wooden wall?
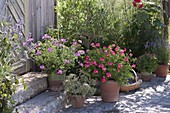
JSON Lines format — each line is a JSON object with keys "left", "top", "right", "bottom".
{"left": 0, "top": 0, "right": 56, "bottom": 41}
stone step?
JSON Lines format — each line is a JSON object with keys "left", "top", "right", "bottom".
{"left": 12, "top": 72, "right": 48, "bottom": 105}
{"left": 13, "top": 91, "right": 66, "bottom": 113}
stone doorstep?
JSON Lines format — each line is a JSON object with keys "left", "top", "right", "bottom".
{"left": 12, "top": 72, "right": 48, "bottom": 106}
{"left": 13, "top": 91, "right": 66, "bottom": 113}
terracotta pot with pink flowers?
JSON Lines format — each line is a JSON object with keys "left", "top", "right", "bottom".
{"left": 83, "top": 43, "right": 136, "bottom": 102}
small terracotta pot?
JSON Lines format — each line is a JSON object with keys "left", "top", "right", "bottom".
{"left": 140, "top": 72, "right": 153, "bottom": 82}
{"left": 100, "top": 81, "right": 120, "bottom": 102}
{"left": 69, "top": 95, "right": 85, "bottom": 108}
{"left": 48, "top": 72, "right": 65, "bottom": 92}
{"left": 155, "top": 65, "right": 169, "bottom": 77}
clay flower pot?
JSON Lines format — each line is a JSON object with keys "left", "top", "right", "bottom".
{"left": 69, "top": 95, "right": 85, "bottom": 108}
{"left": 48, "top": 72, "right": 66, "bottom": 92}
{"left": 100, "top": 80, "right": 120, "bottom": 102}
{"left": 140, "top": 72, "right": 153, "bottom": 82}
{"left": 155, "top": 65, "right": 169, "bottom": 77}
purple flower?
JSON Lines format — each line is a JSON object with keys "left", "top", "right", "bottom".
{"left": 65, "top": 60, "right": 70, "bottom": 64}
{"left": 48, "top": 47, "right": 53, "bottom": 52}
{"left": 26, "top": 38, "right": 33, "bottom": 42}
{"left": 39, "top": 65, "right": 45, "bottom": 70}
{"left": 57, "top": 70, "right": 63, "bottom": 75}
{"left": 35, "top": 43, "right": 41, "bottom": 48}
{"left": 42, "top": 34, "right": 51, "bottom": 40}
{"left": 61, "top": 38, "right": 66, "bottom": 42}
{"left": 75, "top": 52, "right": 81, "bottom": 56}
{"left": 78, "top": 50, "right": 85, "bottom": 55}
{"left": 36, "top": 51, "right": 41, "bottom": 55}
{"left": 79, "top": 63, "right": 83, "bottom": 67}
{"left": 72, "top": 41, "right": 77, "bottom": 45}
{"left": 23, "top": 42, "right": 27, "bottom": 46}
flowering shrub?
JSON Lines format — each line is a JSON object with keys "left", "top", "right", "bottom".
{"left": 137, "top": 53, "right": 157, "bottom": 73}
{"left": 83, "top": 43, "right": 136, "bottom": 85}
{"left": 145, "top": 38, "right": 170, "bottom": 65}
{"left": 26, "top": 35, "right": 80, "bottom": 75}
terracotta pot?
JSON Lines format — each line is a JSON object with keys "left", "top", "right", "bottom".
{"left": 48, "top": 72, "right": 66, "bottom": 92}
{"left": 155, "top": 65, "right": 169, "bottom": 77}
{"left": 69, "top": 95, "right": 85, "bottom": 108}
{"left": 100, "top": 80, "right": 120, "bottom": 102}
{"left": 140, "top": 72, "right": 153, "bottom": 82}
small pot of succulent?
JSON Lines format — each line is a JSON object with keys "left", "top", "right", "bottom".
{"left": 27, "top": 34, "right": 80, "bottom": 91}
{"left": 137, "top": 53, "right": 157, "bottom": 81}
{"left": 64, "top": 72, "right": 96, "bottom": 108}
{"left": 145, "top": 38, "right": 170, "bottom": 77}
{"left": 83, "top": 43, "right": 136, "bottom": 102}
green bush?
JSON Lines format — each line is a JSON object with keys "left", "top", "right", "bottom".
{"left": 56, "top": 0, "right": 116, "bottom": 48}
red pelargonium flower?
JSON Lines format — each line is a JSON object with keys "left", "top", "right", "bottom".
{"left": 138, "top": 3, "right": 144, "bottom": 9}
{"left": 118, "top": 63, "right": 123, "bottom": 69}
{"left": 94, "top": 69, "right": 98, "bottom": 74}
{"left": 95, "top": 43, "right": 100, "bottom": 47}
{"left": 106, "top": 72, "right": 111, "bottom": 78}
{"left": 133, "top": 1, "right": 137, "bottom": 7}
{"left": 100, "top": 58, "right": 105, "bottom": 62}
{"left": 102, "top": 76, "right": 106, "bottom": 83}
{"left": 134, "top": 0, "right": 141, "bottom": 3}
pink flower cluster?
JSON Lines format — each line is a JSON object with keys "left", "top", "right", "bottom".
{"left": 132, "top": 0, "right": 144, "bottom": 9}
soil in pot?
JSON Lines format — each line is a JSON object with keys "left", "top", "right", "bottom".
{"left": 140, "top": 72, "right": 153, "bottom": 82}
{"left": 100, "top": 80, "right": 120, "bottom": 102}
{"left": 155, "top": 65, "right": 169, "bottom": 77}
{"left": 69, "top": 95, "right": 85, "bottom": 108}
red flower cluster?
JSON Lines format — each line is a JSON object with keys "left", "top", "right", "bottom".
{"left": 132, "top": 0, "right": 143, "bottom": 9}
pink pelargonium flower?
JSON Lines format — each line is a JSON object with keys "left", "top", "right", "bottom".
{"left": 102, "top": 76, "right": 106, "bottom": 83}
{"left": 94, "top": 69, "right": 99, "bottom": 74}
{"left": 115, "top": 46, "right": 120, "bottom": 52}
{"left": 119, "top": 50, "right": 124, "bottom": 55}
{"left": 108, "top": 62, "right": 113, "bottom": 66}
{"left": 112, "top": 44, "right": 116, "bottom": 47}
{"left": 132, "top": 64, "right": 136, "bottom": 68}
{"left": 118, "top": 70, "right": 120, "bottom": 73}
{"left": 103, "top": 46, "right": 107, "bottom": 49}
{"left": 95, "top": 43, "right": 100, "bottom": 47}
{"left": 106, "top": 53, "right": 109, "bottom": 57}
{"left": 86, "top": 56, "right": 90, "bottom": 61}
{"left": 106, "top": 72, "right": 111, "bottom": 78}
{"left": 102, "top": 67, "right": 107, "bottom": 71}
{"left": 85, "top": 64, "right": 90, "bottom": 68}
{"left": 118, "top": 63, "right": 122, "bottom": 69}
{"left": 124, "top": 48, "right": 127, "bottom": 52}
{"left": 91, "top": 43, "right": 96, "bottom": 48}
{"left": 93, "top": 60, "right": 97, "bottom": 66}
{"left": 98, "top": 64, "right": 104, "bottom": 68}
{"left": 129, "top": 53, "right": 133, "bottom": 57}
{"left": 100, "top": 58, "right": 105, "bottom": 62}
{"left": 125, "top": 57, "right": 129, "bottom": 62}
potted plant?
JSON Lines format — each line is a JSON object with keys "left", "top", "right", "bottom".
{"left": 145, "top": 38, "right": 170, "bottom": 77}
{"left": 64, "top": 73, "right": 96, "bottom": 108}
{"left": 28, "top": 35, "right": 78, "bottom": 91}
{"left": 137, "top": 53, "right": 157, "bottom": 81}
{"left": 83, "top": 43, "right": 136, "bottom": 102}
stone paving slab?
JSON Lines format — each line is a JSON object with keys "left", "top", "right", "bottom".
{"left": 60, "top": 75, "right": 170, "bottom": 113}
{"left": 13, "top": 91, "right": 66, "bottom": 113}
{"left": 12, "top": 72, "right": 48, "bottom": 106}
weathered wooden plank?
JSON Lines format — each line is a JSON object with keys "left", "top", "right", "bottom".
{"left": 36, "top": 0, "right": 41, "bottom": 41}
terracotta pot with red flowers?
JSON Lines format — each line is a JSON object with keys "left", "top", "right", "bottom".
{"left": 83, "top": 43, "right": 136, "bottom": 102}
{"left": 132, "top": 0, "right": 144, "bottom": 9}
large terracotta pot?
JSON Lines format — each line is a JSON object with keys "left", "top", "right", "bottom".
{"left": 155, "top": 65, "right": 169, "bottom": 77}
{"left": 69, "top": 95, "right": 85, "bottom": 108}
{"left": 48, "top": 72, "right": 66, "bottom": 92}
{"left": 100, "top": 80, "right": 120, "bottom": 102}
{"left": 140, "top": 72, "right": 153, "bottom": 82}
